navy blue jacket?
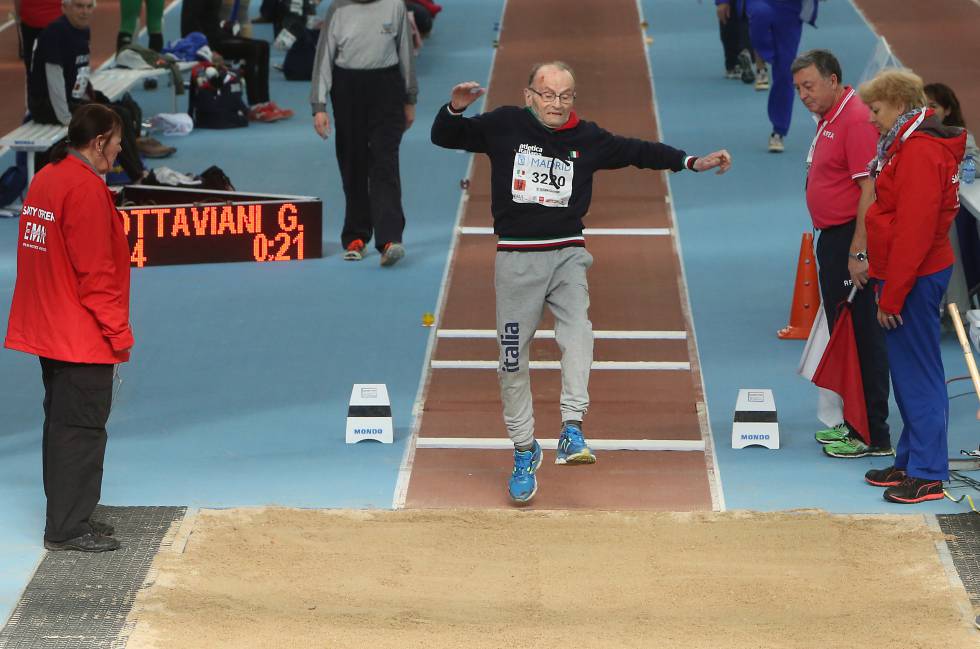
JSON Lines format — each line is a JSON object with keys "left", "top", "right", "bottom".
{"left": 431, "top": 104, "right": 687, "bottom": 249}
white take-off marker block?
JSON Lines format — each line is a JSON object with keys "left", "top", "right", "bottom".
{"left": 346, "top": 384, "right": 393, "bottom": 444}
{"left": 732, "top": 388, "right": 779, "bottom": 449}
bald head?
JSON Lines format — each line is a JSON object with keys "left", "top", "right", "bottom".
{"left": 524, "top": 61, "right": 577, "bottom": 129}
{"left": 527, "top": 61, "right": 576, "bottom": 87}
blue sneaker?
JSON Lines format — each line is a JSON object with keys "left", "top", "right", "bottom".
{"left": 508, "top": 440, "right": 542, "bottom": 503}
{"left": 556, "top": 422, "right": 596, "bottom": 465}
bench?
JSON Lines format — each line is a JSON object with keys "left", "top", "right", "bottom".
{"left": 1, "top": 62, "right": 194, "bottom": 185}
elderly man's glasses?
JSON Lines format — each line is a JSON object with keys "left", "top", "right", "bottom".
{"left": 527, "top": 88, "right": 576, "bottom": 104}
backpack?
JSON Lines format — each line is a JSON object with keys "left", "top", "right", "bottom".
{"left": 188, "top": 63, "right": 249, "bottom": 129}
{"left": 199, "top": 166, "right": 236, "bottom": 191}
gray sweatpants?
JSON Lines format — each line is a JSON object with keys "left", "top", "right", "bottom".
{"left": 495, "top": 247, "right": 594, "bottom": 448}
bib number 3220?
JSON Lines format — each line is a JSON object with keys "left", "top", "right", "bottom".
{"left": 511, "top": 152, "right": 574, "bottom": 208}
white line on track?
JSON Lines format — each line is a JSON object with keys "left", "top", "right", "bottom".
{"left": 458, "top": 226, "right": 670, "bottom": 236}
{"left": 417, "top": 438, "right": 705, "bottom": 451}
{"left": 437, "top": 329, "right": 687, "bottom": 340}
{"left": 391, "top": 0, "right": 511, "bottom": 510}
{"left": 431, "top": 360, "right": 691, "bottom": 370}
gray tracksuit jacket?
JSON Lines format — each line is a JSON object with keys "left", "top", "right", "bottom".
{"left": 309, "top": 0, "right": 417, "bottom": 114}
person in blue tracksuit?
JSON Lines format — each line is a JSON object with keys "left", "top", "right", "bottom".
{"left": 745, "top": 0, "right": 819, "bottom": 152}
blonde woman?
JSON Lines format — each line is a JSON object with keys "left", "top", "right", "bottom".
{"left": 859, "top": 69, "right": 966, "bottom": 504}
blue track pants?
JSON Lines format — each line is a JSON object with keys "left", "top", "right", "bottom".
{"left": 881, "top": 266, "right": 952, "bottom": 481}
{"left": 746, "top": 0, "right": 802, "bottom": 137}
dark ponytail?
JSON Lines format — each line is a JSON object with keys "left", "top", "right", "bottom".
{"left": 49, "top": 103, "right": 124, "bottom": 163}
{"left": 924, "top": 82, "right": 967, "bottom": 129}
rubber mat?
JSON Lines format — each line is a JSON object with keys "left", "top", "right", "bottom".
{"left": 936, "top": 512, "right": 980, "bottom": 607}
{"left": 0, "top": 506, "right": 186, "bottom": 649}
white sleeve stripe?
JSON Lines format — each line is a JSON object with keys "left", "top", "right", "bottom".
{"left": 851, "top": 171, "right": 870, "bottom": 179}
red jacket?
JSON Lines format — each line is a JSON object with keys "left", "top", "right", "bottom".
{"left": 866, "top": 111, "right": 967, "bottom": 314}
{"left": 5, "top": 154, "right": 134, "bottom": 364}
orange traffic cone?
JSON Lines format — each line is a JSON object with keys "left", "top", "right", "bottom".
{"left": 777, "top": 233, "right": 819, "bottom": 340}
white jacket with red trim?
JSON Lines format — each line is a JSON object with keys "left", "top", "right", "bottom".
{"left": 5, "top": 154, "right": 134, "bottom": 364}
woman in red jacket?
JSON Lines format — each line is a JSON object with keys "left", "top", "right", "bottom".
{"left": 5, "top": 104, "right": 134, "bottom": 552}
{"left": 858, "top": 70, "right": 966, "bottom": 504}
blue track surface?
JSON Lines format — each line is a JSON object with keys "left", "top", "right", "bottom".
{"left": 643, "top": 0, "right": 977, "bottom": 513}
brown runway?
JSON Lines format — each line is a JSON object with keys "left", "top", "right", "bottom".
{"left": 403, "top": 0, "right": 716, "bottom": 510}
{"left": 852, "top": 0, "right": 980, "bottom": 130}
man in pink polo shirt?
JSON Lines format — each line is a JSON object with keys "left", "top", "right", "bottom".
{"left": 792, "top": 49, "right": 893, "bottom": 458}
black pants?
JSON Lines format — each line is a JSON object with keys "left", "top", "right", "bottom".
{"left": 39, "top": 358, "right": 114, "bottom": 542}
{"left": 217, "top": 37, "right": 270, "bottom": 105}
{"left": 816, "top": 221, "right": 891, "bottom": 448}
{"left": 331, "top": 65, "right": 406, "bottom": 251}
{"left": 19, "top": 22, "right": 45, "bottom": 78}
{"left": 718, "top": 7, "right": 752, "bottom": 71}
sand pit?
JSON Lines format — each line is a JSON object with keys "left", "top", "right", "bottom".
{"left": 125, "top": 508, "right": 976, "bottom": 648}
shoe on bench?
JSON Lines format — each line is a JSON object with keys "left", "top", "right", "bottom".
{"left": 44, "top": 531, "right": 120, "bottom": 553}
{"left": 136, "top": 136, "right": 176, "bottom": 158}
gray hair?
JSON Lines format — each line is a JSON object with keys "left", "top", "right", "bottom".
{"left": 791, "top": 49, "right": 843, "bottom": 83}
{"left": 527, "top": 61, "right": 576, "bottom": 87}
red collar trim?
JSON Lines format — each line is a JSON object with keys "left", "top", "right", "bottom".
{"left": 554, "top": 111, "right": 580, "bottom": 131}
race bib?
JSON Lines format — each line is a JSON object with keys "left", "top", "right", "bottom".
{"left": 72, "top": 65, "right": 91, "bottom": 100}
{"left": 511, "top": 151, "right": 573, "bottom": 208}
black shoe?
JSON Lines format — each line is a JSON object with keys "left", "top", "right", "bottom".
{"left": 116, "top": 32, "right": 133, "bottom": 52}
{"left": 44, "top": 531, "right": 120, "bottom": 552}
{"left": 883, "top": 477, "right": 944, "bottom": 504}
{"left": 149, "top": 32, "right": 164, "bottom": 52}
{"left": 89, "top": 519, "right": 115, "bottom": 536}
{"left": 865, "top": 465, "right": 906, "bottom": 487}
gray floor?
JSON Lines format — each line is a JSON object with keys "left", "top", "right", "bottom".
{"left": 937, "top": 511, "right": 980, "bottom": 608}
{"left": 0, "top": 506, "right": 185, "bottom": 649}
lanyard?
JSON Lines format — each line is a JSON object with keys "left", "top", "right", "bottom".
{"left": 874, "top": 108, "right": 927, "bottom": 175}
{"left": 806, "top": 87, "right": 856, "bottom": 171}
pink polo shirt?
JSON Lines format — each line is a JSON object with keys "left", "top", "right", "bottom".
{"left": 805, "top": 87, "right": 879, "bottom": 230}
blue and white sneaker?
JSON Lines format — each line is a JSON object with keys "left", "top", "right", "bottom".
{"left": 508, "top": 440, "right": 542, "bottom": 503}
{"left": 555, "top": 422, "right": 596, "bottom": 465}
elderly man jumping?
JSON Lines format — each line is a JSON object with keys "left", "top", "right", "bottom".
{"left": 431, "top": 61, "right": 731, "bottom": 504}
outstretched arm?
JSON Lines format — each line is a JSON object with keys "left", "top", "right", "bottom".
{"left": 430, "top": 82, "right": 491, "bottom": 152}
{"left": 690, "top": 149, "right": 732, "bottom": 174}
